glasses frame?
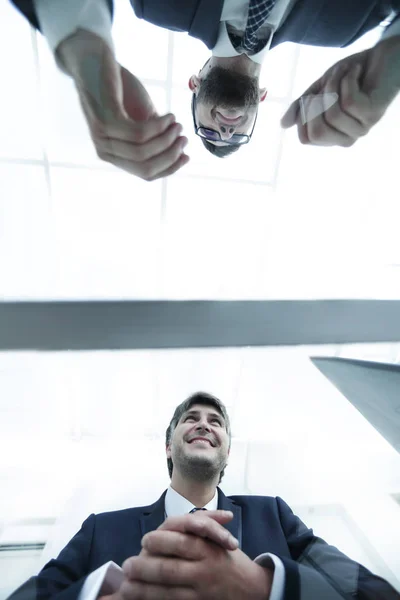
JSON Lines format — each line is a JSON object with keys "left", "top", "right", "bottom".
{"left": 191, "top": 94, "right": 258, "bottom": 146}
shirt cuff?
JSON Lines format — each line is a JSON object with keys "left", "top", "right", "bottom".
{"left": 254, "top": 553, "right": 285, "bottom": 600}
{"left": 381, "top": 14, "right": 400, "bottom": 41}
{"left": 78, "top": 561, "right": 124, "bottom": 600}
{"left": 32, "top": 0, "right": 114, "bottom": 63}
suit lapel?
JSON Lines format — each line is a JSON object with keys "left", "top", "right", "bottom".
{"left": 217, "top": 488, "right": 243, "bottom": 549}
{"left": 139, "top": 490, "right": 168, "bottom": 537}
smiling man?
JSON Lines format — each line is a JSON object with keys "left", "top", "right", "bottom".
{"left": 166, "top": 401, "right": 230, "bottom": 489}
{"left": 190, "top": 54, "right": 266, "bottom": 157}
{"left": 8, "top": 391, "right": 400, "bottom": 600}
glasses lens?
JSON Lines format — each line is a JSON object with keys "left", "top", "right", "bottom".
{"left": 230, "top": 134, "right": 248, "bottom": 144}
{"left": 198, "top": 127, "right": 220, "bottom": 141}
{"left": 198, "top": 128, "right": 248, "bottom": 145}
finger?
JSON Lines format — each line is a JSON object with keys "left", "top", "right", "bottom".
{"left": 324, "top": 64, "right": 369, "bottom": 136}
{"left": 297, "top": 113, "right": 355, "bottom": 147}
{"left": 96, "top": 122, "right": 183, "bottom": 163}
{"left": 100, "top": 136, "right": 188, "bottom": 180}
{"left": 303, "top": 65, "right": 366, "bottom": 145}
{"left": 161, "top": 510, "right": 234, "bottom": 527}
{"left": 120, "top": 578, "right": 195, "bottom": 600}
{"left": 295, "top": 64, "right": 351, "bottom": 146}
{"left": 150, "top": 153, "right": 190, "bottom": 181}
{"left": 282, "top": 58, "right": 346, "bottom": 131}
{"left": 142, "top": 530, "right": 214, "bottom": 560}
{"left": 140, "top": 136, "right": 189, "bottom": 181}
{"left": 122, "top": 555, "right": 196, "bottom": 586}
{"left": 297, "top": 92, "right": 338, "bottom": 125}
{"left": 282, "top": 88, "right": 334, "bottom": 129}
{"left": 281, "top": 73, "right": 326, "bottom": 128}
{"left": 339, "top": 64, "right": 373, "bottom": 128}
{"left": 299, "top": 62, "right": 344, "bottom": 126}
{"left": 120, "top": 66, "right": 156, "bottom": 120}
{"left": 138, "top": 122, "right": 183, "bottom": 161}
{"left": 131, "top": 113, "right": 178, "bottom": 144}
{"left": 158, "top": 511, "right": 238, "bottom": 550}
{"left": 89, "top": 112, "right": 177, "bottom": 145}
{"left": 339, "top": 64, "right": 364, "bottom": 119}
{"left": 280, "top": 99, "right": 300, "bottom": 128}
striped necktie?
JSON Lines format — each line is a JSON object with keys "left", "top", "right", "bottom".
{"left": 189, "top": 507, "right": 207, "bottom": 514}
{"left": 232, "top": 0, "right": 277, "bottom": 55}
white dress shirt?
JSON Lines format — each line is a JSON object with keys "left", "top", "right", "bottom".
{"left": 213, "top": 0, "right": 297, "bottom": 64}
{"left": 78, "top": 486, "right": 286, "bottom": 600}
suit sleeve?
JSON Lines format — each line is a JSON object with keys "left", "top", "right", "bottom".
{"left": 9, "top": 0, "right": 115, "bottom": 72}
{"left": 6, "top": 514, "right": 97, "bottom": 600}
{"left": 9, "top": 0, "right": 114, "bottom": 32}
{"left": 275, "top": 496, "right": 400, "bottom": 600}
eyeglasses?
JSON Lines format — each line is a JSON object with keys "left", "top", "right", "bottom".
{"left": 191, "top": 95, "right": 257, "bottom": 146}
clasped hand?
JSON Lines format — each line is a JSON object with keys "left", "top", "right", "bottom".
{"left": 108, "top": 510, "right": 272, "bottom": 600}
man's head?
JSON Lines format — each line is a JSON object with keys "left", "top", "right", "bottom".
{"left": 189, "top": 58, "right": 267, "bottom": 157}
{"left": 165, "top": 392, "right": 231, "bottom": 485}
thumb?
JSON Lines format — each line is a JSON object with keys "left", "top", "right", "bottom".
{"left": 190, "top": 509, "right": 234, "bottom": 524}
{"left": 120, "top": 66, "right": 157, "bottom": 121}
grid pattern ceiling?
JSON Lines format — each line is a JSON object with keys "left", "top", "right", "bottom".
{"left": 1, "top": 1, "right": 400, "bottom": 301}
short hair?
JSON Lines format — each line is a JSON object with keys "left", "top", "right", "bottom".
{"left": 201, "top": 137, "right": 241, "bottom": 157}
{"left": 165, "top": 392, "right": 231, "bottom": 483}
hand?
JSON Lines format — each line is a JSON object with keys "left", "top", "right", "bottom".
{"left": 117, "top": 511, "right": 273, "bottom": 600}
{"left": 157, "top": 509, "right": 239, "bottom": 550}
{"left": 98, "top": 510, "right": 240, "bottom": 600}
{"left": 57, "top": 29, "right": 189, "bottom": 180}
{"left": 281, "top": 35, "right": 400, "bottom": 147}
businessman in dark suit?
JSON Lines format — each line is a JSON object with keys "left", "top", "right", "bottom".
{"left": 9, "top": 0, "right": 400, "bottom": 178}
{"left": 7, "top": 391, "right": 400, "bottom": 600}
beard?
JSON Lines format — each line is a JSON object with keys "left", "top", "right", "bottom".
{"left": 173, "top": 443, "right": 227, "bottom": 483}
{"left": 196, "top": 66, "right": 259, "bottom": 110}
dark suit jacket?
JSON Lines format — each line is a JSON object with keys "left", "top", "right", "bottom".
{"left": 7, "top": 489, "right": 400, "bottom": 600}
{"left": 9, "top": 0, "right": 400, "bottom": 50}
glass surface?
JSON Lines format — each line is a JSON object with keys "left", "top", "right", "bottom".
{"left": 1, "top": 0, "right": 400, "bottom": 597}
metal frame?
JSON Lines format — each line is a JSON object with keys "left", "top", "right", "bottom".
{"left": 1, "top": 299, "right": 400, "bottom": 351}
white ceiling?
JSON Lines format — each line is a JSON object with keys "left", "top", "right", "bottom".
{"left": 1, "top": 1, "right": 400, "bottom": 301}
{"left": 1, "top": 344, "right": 400, "bottom": 517}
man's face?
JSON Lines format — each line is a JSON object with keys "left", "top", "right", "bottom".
{"left": 166, "top": 403, "right": 230, "bottom": 482}
{"left": 193, "top": 66, "right": 264, "bottom": 146}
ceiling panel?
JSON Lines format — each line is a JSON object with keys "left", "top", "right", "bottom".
{"left": 0, "top": 3, "right": 42, "bottom": 160}
{"left": 37, "top": 35, "right": 100, "bottom": 166}
{"left": 113, "top": 0, "right": 170, "bottom": 82}
{"left": 49, "top": 167, "right": 163, "bottom": 298}
{"left": 0, "top": 164, "right": 54, "bottom": 299}
{"left": 162, "top": 178, "right": 269, "bottom": 298}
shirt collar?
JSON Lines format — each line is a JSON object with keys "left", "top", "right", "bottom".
{"left": 212, "top": 22, "right": 273, "bottom": 65}
{"left": 165, "top": 486, "right": 218, "bottom": 517}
